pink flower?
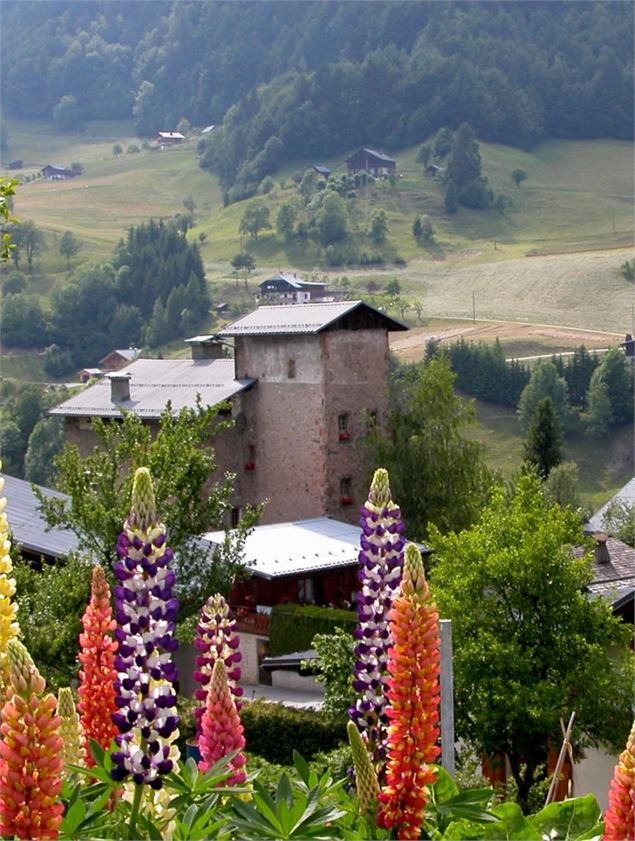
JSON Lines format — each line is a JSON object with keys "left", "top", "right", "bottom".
{"left": 198, "top": 659, "right": 246, "bottom": 785}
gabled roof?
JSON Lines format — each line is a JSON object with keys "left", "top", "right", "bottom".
{"left": 201, "top": 124, "right": 216, "bottom": 134}
{"left": 312, "top": 165, "right": 331, "bottom": 175}
{"left": 260, "top": 272, "right": 327, "bottom": 290}
{"left": 585, "top": 478, "right": 635, "bottom": 533}
{"left": 218, "top": 300, "right": 407, "bottom": 337}
{"left": 586, "top": 536, "right": 635, "bottom": 598}
{"left": 100, "top": 348, "right": 141, "bottom": 364}
{"left": 48, "top": 358, "right": 255, "bottom": 419}
{"left": 158, "top": 131, "right": 185, "bottom": 140}
{"left": 347, "top": 148, "right": 396, "bottom": 164}
{"left": 1, "top": 475, "right": 79, "bottom": 560}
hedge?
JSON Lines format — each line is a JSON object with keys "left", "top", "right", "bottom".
{"left": 269, "top": 603, "right": 357, "bottom": 656}
{"left": 241, "top": 699, "right": 346, "bottom": 764}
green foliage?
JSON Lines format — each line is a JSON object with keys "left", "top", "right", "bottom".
{"left": 600, "top": 498, "right": 635, "bottom": 546}
{"left": 370, "top": 355, "right": 493, "bottom": 539}
{"left": 543, "top": 460, "right": 583, "bottom": 512}
{"left": 306, "top": 627, "right": 355, "bottom": 718}
{"left": 13, "top": 554, "right": 92, "bottom": 689}
{"left": 317, "top": 193, "right": 348, "bottom": 245}
{"left": 59, "top": 230, "right": 81, "bottom": 267}
{"left": 269, "top": 603, "right": 356, "bottom": 657}
{"left": 523, "top": 397, "right": 563, "bottom": 479}
{"left": 1, "top": 294, "right": 48, "bottom": 349}
{"left": 517, "top": 360, "right": 571, "bottom": 434}
{"left": 416, "top": 142, "right": 432, "bottom": 166}
{"left": 431, "top": 474, "right": 634, "bottom": 809}
{"left": 53, "top": 94, "right": 82, "bottom": 131}
{"left": 35, "top": 405, "right": 260, "bottom": 620}
{"left": 447, "top": 339, "right": 529, "bottom": 407}
{"left": 239, "top": 202, "right": 272, "bottom": 240}
{"left": 240, "top": 700, "right": 346, "bottom": 765}
{"left": 112, "top": 143, "right": 123, "bottom": 156}
{"left": 276, "top": 202, "right": 298, "bottom": 239}
{"left": 583, "top": 347, "right": 632, "bottom": 431}
{"left": 367, "top": 208, "right": 389, "bottom": 243}
{"left": 511, "top": 168, "right": 528, "bottom": 188}
{"left": 622, "top": 259, "right": 635, "bottom": 281}
{"left": 0, "top": 177, "right": 18, "bottom": 262}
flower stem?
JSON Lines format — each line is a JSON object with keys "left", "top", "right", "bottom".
{"left": 129, "top": 782, "right": 144, "bottom": 839}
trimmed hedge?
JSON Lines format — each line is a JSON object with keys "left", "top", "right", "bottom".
{"left": 241, "top": 699, "right": 346, "bottom": 764}
{"left": 269, "top": 603, "right": 357, "bottom": 656}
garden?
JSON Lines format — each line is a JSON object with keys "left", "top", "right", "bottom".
{"left": 0, "top": 463, "right": 632, "bottom": 841}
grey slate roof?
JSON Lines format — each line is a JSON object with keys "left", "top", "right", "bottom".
{"left": 573, "top": 536, "right": 635, "bottom": 608}
{"left": 585, "top": 478, "right": 635, "bottom": 533}
{"left": 49, "top": 358, "right": 255, "bottom": 419}
{"left": 218, "top": 300, "right": 407, "bottom": 337}
{"left": 1, "top": 474, "right": 79, "bottom": 560}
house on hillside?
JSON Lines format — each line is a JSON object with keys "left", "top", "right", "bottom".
{"left": 312, "top": 165, "right": 331, "bottom": 178}
{"left": 346, "top": 148, "right": 396, "bottom": 176}
{"left": 425, "top": 163, "right": 442, "bottom": 178}
{"left": 41, "top": 164, "right": 76, "bottom": 181}
{"left": 78, "top": 367, "right": 103, "bottom": 384}
{"left": 49, "top": 301, "right": 407, "bottom": 526}
{"left": 99, "top": 347, "right": 142, "bottom": 372}
{"left": 157, "top": 131, "right": 185, "bottom": 148}
{"left": 256, "top": 272, "right": 341, "bottom": 305}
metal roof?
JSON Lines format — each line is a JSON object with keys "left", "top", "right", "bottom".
{"left": 203, "top": 517, "right": 362, "bottom": 579}
{"left": 260, "top": 273, "right": 327, "bottom": 290}
{"left": 585, "top": 478, "right": 635, "bottom": 533}
{"left": 48, "top": 358, "right": 255, "bottom": 419}
{"left": 218, "top": 300, "right": 407, "bottom": 336}
{"left": 1, "top": 474, "right": 79, "bottom": 560}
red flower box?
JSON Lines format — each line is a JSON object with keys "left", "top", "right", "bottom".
{"left": 338, "top": 432, "right": 351, "bottom": 441}
{"left": 340, "top": 495, "right": 353, "bottom": 506}
{"left": 244, "top": 463, "right": 255, "bottom": 472}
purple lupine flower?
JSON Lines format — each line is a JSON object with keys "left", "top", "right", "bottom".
{"left": 349, "top": 468, "right": 405, "bottom": 758}
{"left": 110, "top": 468, "right": 180, "bottom": 790}
{"left": 193, "top": 593, "right": 242, "bottom": 733}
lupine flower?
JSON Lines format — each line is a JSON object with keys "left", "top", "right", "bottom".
{"left": 604, "top": 721, "right": 635, "bottom": 841}
{"left": 0, "top": 466, "right": 20, "bottom": 695}
{"left": 57, "top": 688, "right": 84, "bottom": 778}
{"left": 377, "top": 543, "right": 441, "bottom": 841}
{"left": 193, "top": 593, "right": 242, "bottom": 732}
{"left": 349, "top": 468, "right": 405, "bottom": 756}
{"left": 110, "top": 467, "right": 180, "bottom": 790}
{"left": 198, "top": 658, "right": 246, "bottom": 785}
{"left": 0, "top": 639, "right": 64, "bottom": 840}
{"left": 77, "top": 565, "right": 118, "bottom": 764}
{"left": 348, "top": 720, "right": 379, "bottom": 818}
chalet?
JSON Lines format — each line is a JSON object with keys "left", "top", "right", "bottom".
{"left": 0, "top": 475, "right": 79, "bottom": 564}
{"left": 99, "top": 347, "right": 142, "bottom": 372}
{"left": 425, "top": 163, "right": 442, "bottom": 178}
{"left": 78, "top": 368, "right": 103, "bottom": 384}
{"left": 345, "top": 148, "right": 396, "bottom": 176}
{"left": 157, "top": 131, "right": 185, "bottom": 147}
{"left": 49, "top": 301, "right": 407, "bottom": 526}
{"left": 256, "top": 272, "right": 333, "bottom": 304}
{"left": 41, "top": 164, "right": 75, "bottom": 181}
{"left": 7, "top": 160, "right": 23, "bottom": 170}
{"left": 312, "top": 165, "right": 331, "bottom": 178}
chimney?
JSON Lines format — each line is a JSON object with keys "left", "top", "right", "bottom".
{"left": 185, "top": 335, "right": 226, "bottom": 360}
{"left": 107, "top": 371, "right": 131, "bottom": 402}
{"left": 592, "top": 532, "right": 611, "bottom": 565}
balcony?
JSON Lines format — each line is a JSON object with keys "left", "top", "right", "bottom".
{"left": 231, "top": 605, "right": 271, "bottom": 636}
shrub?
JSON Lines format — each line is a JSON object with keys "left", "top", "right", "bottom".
{"left": 240, "top": 699, "right": 346, "bottom": 764}
{"left": 127, "top": 144, "right": 140, "bottom": 154}
{"left": 269, "top": 603, "right": 357, "bottom": 656}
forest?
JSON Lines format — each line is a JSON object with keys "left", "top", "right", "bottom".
{"left": 2, "top": 1, "right": 633, "bottom": 189}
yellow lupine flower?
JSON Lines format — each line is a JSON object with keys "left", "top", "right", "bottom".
{"left": 0, "top": 467, "right": 20, "bottom": 695}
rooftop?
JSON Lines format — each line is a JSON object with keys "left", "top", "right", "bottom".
{"left": 158, "top": 131, "right": 185, "bottom": 139}
{"left": 1, "top": 474, "right": 79, "bottom": 560}
{"left": 585, "top": 536, "right": 635, "bottom": 600}
{"left": 347, "top": 148, "right": 396, "bottom": 164}
{"left": 260, "top": 272, "right": 327, "bottom": 290}
{"left": 218, "top": 300, "right": 407, "bottom": 336}
{"left": 585, "top": 477, "right": 635, "bottom": 533}
{"left": 48, "top": 357, "right": 254, "bottom": 419}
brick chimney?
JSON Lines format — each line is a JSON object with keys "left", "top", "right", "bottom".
{"left": 185, "top": 335, "right": 226, "bottom": 360}
{"left": 592, "top": 532, "right": 611, "bottom": 565}
{"left": 107, "top": 371, "right": 131, "bottom": 402}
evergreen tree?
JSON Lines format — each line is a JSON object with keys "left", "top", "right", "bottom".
{"left": 590, "top": 347, "right": 632, "bottom": 424}
{"left": 368, "top": 208, "right": 389, "bottom": 243}
{"left": 517, "top": 360, "right": 570, "bottom": 433}
{"left": 144, "top": 299, "right": 169, "bottom": 348}
{"left": 523, "top": 397, "right": 563, "bottom": 479}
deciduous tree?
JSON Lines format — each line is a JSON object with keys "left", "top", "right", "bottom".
{"left": 239, "top": 203, "right": 271, "bottom": 240}
{"left": 511, "top": 168, "right": 528, "bottom": 188}
{"left": 517, "top": 360, "right": 570, "bottom": 433}
{"left": 59, "top": 230, "right": 81, "bottom": 267}
{"left": 431, "top": 474, "right": 634, "bottom": 810}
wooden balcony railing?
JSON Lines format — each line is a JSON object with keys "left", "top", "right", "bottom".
{"left": 231, "top": 605, "right": 271, "bottom": 636}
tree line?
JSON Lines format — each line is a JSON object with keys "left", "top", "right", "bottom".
{"left": 2, "top": 219, "right": 209, "bottom": 374}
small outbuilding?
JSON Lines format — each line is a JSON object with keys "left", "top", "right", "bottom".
{"left": 312, "top": 165, "right": 331, "bottom": 178}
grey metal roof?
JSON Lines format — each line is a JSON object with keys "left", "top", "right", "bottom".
{"left": 218, "top": 300, "right": 407, "bottom": 336}
{"left": 362, "top": 148, "right": 396, "bottom": 163}
{"left": 1, "top": 475, "right": 79, "bottom": 560}
{"left": 260, "top": 273, "right": 326, "bottom": 291}
{"left": 585, "top": 478, "right": 635, "bottom": 533}
{"left": 48, "top": 358, "right": 255, "bottom": 419}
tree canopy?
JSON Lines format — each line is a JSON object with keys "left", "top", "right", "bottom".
{"left": 431, "top": 474, "right": 634, "bottom": 809}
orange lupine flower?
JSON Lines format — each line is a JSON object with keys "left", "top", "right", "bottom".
{"left": 77, "top": 565, "right": 118, "bottom": 764}
{"left": 604, "top": 721, "right": 635, "bottom": 841}
{"left": 0, "top": 466, "right": 20, "bottom": 696}
{"left": 377, "top": 543, "right": 441, "bottom": 841}
{"left": 0, "top": 639, "right": 64, "bottom": 840}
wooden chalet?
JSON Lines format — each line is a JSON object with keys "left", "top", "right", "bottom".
{"left": 345, "top": 148, "right": 396, "bottom": 176}
{"left": 41, "top": 164, "right": 76, "bottom": 181}
{"left": 157, "top": 131, "right": 185, "bottom": 147}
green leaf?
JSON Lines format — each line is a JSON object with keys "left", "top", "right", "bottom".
{"left": 443, "top": 819, "right": 487, "bottom": 839}
{"left": 431, "top": 764, "right": 461, "bottom": 804}
{"left": 483, "top": 803, "right": 543, "bottom": 840}
{"left": 61, "top": 798, "right": 86, "bottom": 836}
{"left": 529, "top": 795, "right": 601, "bottom": 841}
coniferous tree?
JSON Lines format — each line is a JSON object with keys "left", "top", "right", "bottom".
{"left": 523, "top": 397, "right": 563, "bottom": 479}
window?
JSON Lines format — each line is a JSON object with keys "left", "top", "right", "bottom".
{"left": 340, "top": 477, "right": 353, "bottom": 505}
{"left": 245, "top": 444, "right": 256, "bottom": 471}
{"left": 298, "top": 577, "right": 315, "bottom": 604}
{"left": 338, "top": 412, "right": 350, "bottom": 440}
{"left": 230, "top": 506, "right": 241, "bottom": 527}
{"left": 287, "top": 358, "right": 296, "bottom": 379}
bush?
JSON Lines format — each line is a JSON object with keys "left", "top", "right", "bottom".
{"left": 127, "top": 144, "right": 140, "bottom": 154}
{"left": 240, "top": 699, "right": 346, "bottom": 764}
{"left": 269, "top": 603, "right": 357, "bottom": 656}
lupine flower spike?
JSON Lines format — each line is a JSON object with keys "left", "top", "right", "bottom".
{"left": 350, "top": 468, "right": 405, "bottom": 759}
{"left": 193, "top": 593, "right": 242, "bottom": 733}
{"left": 348, "top": 720, "right": 379, "bottom": 818}
{"left": 377, "top": 543, "right": 441, "bottom": 841}
{"left": 77, "top": 565, "right": 118, "bottom": 764}
{"left": 198, "top": 658, "right": 247, "bottom": 785}
{"left": 604, "top": 720, "right": 635, "bottom": 841}
{"left": 0, "top": 639, "right": 64, "bottom": 840}
{"left": 0, "top": 465, "right": 20, "bottom": 696}
{"left": 111, "top": 467, "right": 180, "bottom": 790}
{"left": 57, "top": 688, "right": 84, "bottom": 778}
